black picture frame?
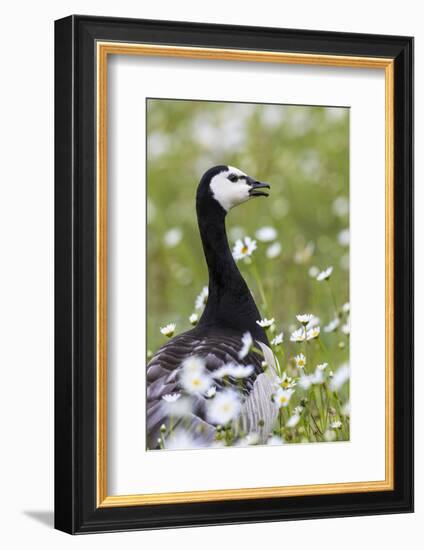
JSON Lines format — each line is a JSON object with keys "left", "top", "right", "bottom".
{"left": 55, "top": 14, "right": 414, "bottom": 534}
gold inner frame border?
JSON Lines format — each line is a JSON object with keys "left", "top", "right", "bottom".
{"left": 96, "top": 42, "right": 394, "bottom": 508}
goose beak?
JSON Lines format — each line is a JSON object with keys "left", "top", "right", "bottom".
{"left": 248, "top": 180, "right": 270, "bottom": 198}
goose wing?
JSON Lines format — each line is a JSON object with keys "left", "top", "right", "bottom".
{"left": 237, "top": 342, "right": 280, "bottom": 441}
{"left": 146, "top": 329, "right": 264, "bottom": 449}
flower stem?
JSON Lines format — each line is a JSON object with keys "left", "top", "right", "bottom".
{"left": 326, "top": 280, "right": 338, "bottom": 318}
{"left": 317, "top": 337, "right": 330, "bottom": 362}
{"left": 250, "top": 258, "right": 269, "bottom": 313}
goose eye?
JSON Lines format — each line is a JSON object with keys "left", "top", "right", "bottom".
{"left": 228, "top": 174, "right": 238, "bottom": 182}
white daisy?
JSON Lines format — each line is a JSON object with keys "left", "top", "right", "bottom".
{"left": 206, "top": 389, "right": 241, "bottom": 425}
{"left": 238, "top": 331, "right": 253, "bottom": 359}
{"left": 342, "top": 302, "right": 350, "bottom": 313}
{"left": 294, "top": 353, "right": 306, "bottom": 369}
{"left": 316, "top": 266, "right": 333, "bottom": 281}
{"left": 256, "top": 317, "right": 275, "bottom": 329}
{"left": 271, "top": 332, "right": 284, "bottom": 346}
{"left": 261, "top": 105, "right": 285, "bottom": 128}
{"left": 195, "top": 286, "right": 209, "bottom": 310}
{"left": 266, "top": 241, "right": 282, "bottom": 259}
{"left": 286, "top": 413, "right": 300, "bottom": 428}
{"left": 338, "top": 228, "right": 350, "bottom": 246}
{"left": 277, "top": 372, "right": 296, "bottom": 390}
{"left": 310, "top": 368, "right": 324, "bottom": 385}
{"left": 242, "top": 432, "right": 260, "bottom": 446}
{"left": 330, "top": 420, "right": 342, "bottom": 429}
{"left": 316, "top": 362, "right": 328, "bottom": 371}
{"left": 341, "top": 401, "right": 351, "bottom": 416}
{"left": 308, "top": 265, "right": 319, "bottom": 278}
{"left": 180, "top": 371, "right": 211, "bottom": 395}
{"left": 229, "top": 364, "right": 255, "bottom": 379}
{"left": 189, "top": 313, "right": 198, "bottom": 326}
{"left": 296, "top": 313, "right": 313, "bottom": 325}
{"left": 161, "top": 395, "right": 192, "bottom": 418}
{"left": 267, "top": 435, "right": 285, "bottom": 446}
{"left": 274, "top": 388, "right": 294, "bottom": 408}
{"left": 180, "top": 356, "right": 211, "bottom": 394}
{"left": 181, "top": 356, "right": 206, "bottom": 374}
{"left": 213, "top": 363, "right": 254, "bottom": 380}
{"left": 160, "top": 323, "right": 176, "bottom": 338}
{"left": 341, "top": 319, "right": 350, "bottom": 335}
{"left": 164, "top": 428, "right": 203, "bottom": 450}
{"left": 332, "top": 196, "right": 349, "bottom": 217}
{"left": 211, "top": 365, "right": 231, "bottom": 379}
{"left": 298, "top": 375, "right": 312, "bottom": 390}
{"left": 290, "top": 327, "right": 306, "bottom": 342}
{"left": 205, "top": 386, "right": 216, "bottom": 398}
{"left": 330, "top": 363, "right": 350, "bottom": 391}
{"left": 324, "top": 317, "right": 340, "bottom": 332}
{"left": 306, "top": 326, "right": 320, "bottom": 340}
{"left": 232, "top": 236, "right": 257, "bottom": 261}
{"left": 324, "top": 430, "right": 336, "bottom": 442}
{"left": 163, "top": 227, "right": 182, "bottom": 248}
{"left": 162, "top": 393, "right": 181, "bottom": 403}
{"left": 294, "top": 241, "right": 315, "bottom": 264}
{"left": 306, "top": 315, "right": 321, "bottom": 329}
{"left": 255, "top": 226, "right": 277, "bottom": 242}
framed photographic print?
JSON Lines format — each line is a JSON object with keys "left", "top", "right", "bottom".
{"left": 54, "top": 15, "right": 414, "bottom": 534}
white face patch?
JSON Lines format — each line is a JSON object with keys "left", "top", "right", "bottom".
{"left": 209, "top": 166, "right": 251, "bottom": 211}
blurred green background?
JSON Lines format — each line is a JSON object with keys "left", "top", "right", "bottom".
{"left": 146, "top": 99, "right": 349, "bottom": 357}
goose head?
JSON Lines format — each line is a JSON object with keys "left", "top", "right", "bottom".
{"left": 197, "top": 165, "right": 270, "bottom": 214}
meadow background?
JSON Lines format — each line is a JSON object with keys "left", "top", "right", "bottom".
{"left": 147, "top": 98, "right": 349, "bottom": 348}
{"left": 147, "top": 99, "right": 350, "bottom": 443}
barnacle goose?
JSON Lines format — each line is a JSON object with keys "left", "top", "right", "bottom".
{"left": 147, "top": 165, "right": 279, "bottom": 448}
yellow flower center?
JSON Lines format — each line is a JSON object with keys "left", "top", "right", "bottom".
{"left": 241, "top": 245, "right": 248, "bottom": 254}
{"left": 192, "top": 378, "right": 201, "bottom": 387}
{"left": 279, "top": 396, "right": 288, "bottom": 405}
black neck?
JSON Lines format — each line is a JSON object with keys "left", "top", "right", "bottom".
{"left": 196, "top": 200, "right": 268, "bottom": 344}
